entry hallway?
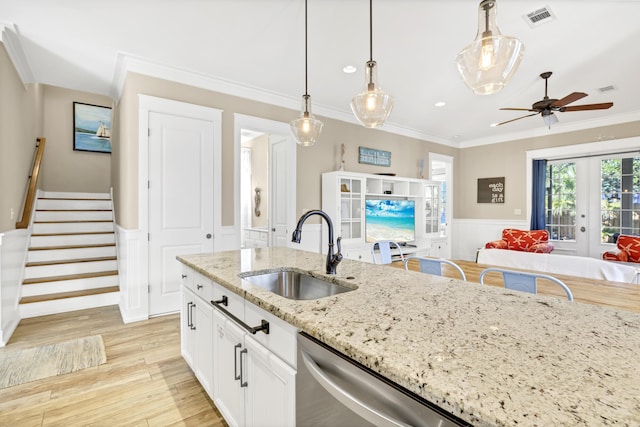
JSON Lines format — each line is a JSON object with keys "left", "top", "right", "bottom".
{"left": 0, "top": 306, "right": 227, "bottom": 426}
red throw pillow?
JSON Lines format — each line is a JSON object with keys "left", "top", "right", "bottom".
{"left": 502, "top": 229, "right": 549, "bottom": 251}
{"left": 617, "top": 235, "right": 640, "bottom": 263}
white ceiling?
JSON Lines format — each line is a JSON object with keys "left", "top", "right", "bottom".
{"left": 2, "top": 0, "right": 639, "bottom": 147}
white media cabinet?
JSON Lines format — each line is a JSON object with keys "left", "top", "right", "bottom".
{"left": 321, "top": 171, "right": 446, "bottom": 263}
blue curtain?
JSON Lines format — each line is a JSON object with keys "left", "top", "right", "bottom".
{"left": 530, "top": 159, "right": 547, "bottom": 230}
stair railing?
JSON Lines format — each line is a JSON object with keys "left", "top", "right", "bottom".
{"left": 16, "top": 137, "right": 46, "bottom": 229}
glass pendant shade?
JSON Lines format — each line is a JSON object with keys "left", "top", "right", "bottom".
{"left": 456, "top": 0, "right": 524, "bottom": 95}
{"left": 290, "top": 94, "right": 323, "bottom": 146}
{"left": 350, "top": 60, "right": 394, "bottom": 128}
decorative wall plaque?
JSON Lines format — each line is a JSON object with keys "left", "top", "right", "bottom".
{"left": 477, "top": 177, "right": 505, "bottom": 203}
{"left": 358, "top": 147, "right": 391, "bottom": 167}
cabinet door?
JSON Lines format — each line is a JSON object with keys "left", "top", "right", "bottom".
{"left": 338, "top": 177, "right": 364, "bottom": 242}
{"left": 181, "top": 287, "right": 196, "bottom": 369}
{"left": 244, "top": 336, "right": 296, "bottom": 427}
{"left": 213, "top": 310, "right": 246, "bottom": 427}
{"left": 194, "top": 300, "right": 214, "bottom": 398}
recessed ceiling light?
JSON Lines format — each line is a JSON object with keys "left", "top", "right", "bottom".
{"left": 342, "top": 65, "right": 357, "bottom": 74}
{"left": 434, "top": 101, "right": 446, "bottom": 107}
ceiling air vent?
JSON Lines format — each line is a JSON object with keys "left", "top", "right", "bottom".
{"left": 598, "top": 85, "right": 617, "bottom": 93}
{"left": 523, "top": 6, "right": 556, "bottom": 28}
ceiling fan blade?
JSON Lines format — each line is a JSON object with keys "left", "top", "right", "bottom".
{"left": 562, "top": 102, "right": 614, "bottom": 112}
{"left": 495, "top": 113, "right": 539, "bottom": 126}
{"left": 499, "top": 108, "right": 535, "bottom": 111}
{"left": 551, "top": 92, "right": 588, "bottom": 108}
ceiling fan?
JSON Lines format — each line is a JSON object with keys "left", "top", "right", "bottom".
{"left": 496, "top": 71, "right": 614, "bottom": 127}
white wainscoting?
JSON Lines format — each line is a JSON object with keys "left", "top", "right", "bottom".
{"left": 0, "top": 228, "right": 30, "bottom": 346}
{"left": 115, "top": 225, "right": 147, "bottom": 324}
{"left": 451, "top": 218, "right": 528, "bottom": 261}
{"left": 115, "top": 224, "right": 241, "bottom": 324}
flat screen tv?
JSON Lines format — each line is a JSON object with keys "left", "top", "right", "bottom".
{"left": 365, "top": 199, "right": 415, "bottom": 243}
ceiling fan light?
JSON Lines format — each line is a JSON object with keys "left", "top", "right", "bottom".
{"left": 543, "top": 111, "right": 558, "bottom": 128}
{"left": 290, "top": 94, "right": 323, "bottom": 146}
{"left": 456, "top": 0, "right": 525, "bottom": 95}
{"left": 351, "top": 60, "right": 394, "bottom": 128}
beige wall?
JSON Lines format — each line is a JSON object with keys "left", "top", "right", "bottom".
{"left": 40, "top": 86, "right": 112, "bottom": 193}
{"left": 114, "top": 72, "right": 457, "bottom": 229}
{"left": 455, "top": 121, "right": 640, "bottom": 220}
{"left": 0, "top": 43, "right": 43, "bottom": 233}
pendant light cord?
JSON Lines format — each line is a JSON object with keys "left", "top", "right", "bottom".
{"left": 369, "top": 0, "right": 373, "bottom": 61}
{"left": 304, "top": 0, "right": 309, "bottom": 96}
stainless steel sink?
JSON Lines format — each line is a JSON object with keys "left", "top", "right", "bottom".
{"left": 240, "top": 270, "right": 354, "bottom": 300}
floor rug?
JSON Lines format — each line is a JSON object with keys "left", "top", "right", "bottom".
{"left": 0, "top": 335, "right": 106, "bottom": 389}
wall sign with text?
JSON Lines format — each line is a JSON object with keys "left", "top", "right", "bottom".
{"left": 358, "top": 147, "right": 391, "bottom": 167}
{"left": 477, "top": 177, "right": 505, "bottom": 203}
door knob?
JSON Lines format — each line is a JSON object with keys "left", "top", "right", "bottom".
{"left": 580, "top": 226, "right": 586, "bottom": 232}
{"left": 206, "top": 233, "right": 212, "bottom": 239}
{"left": 272, "top": 228, "right": 276, "bottom": 232}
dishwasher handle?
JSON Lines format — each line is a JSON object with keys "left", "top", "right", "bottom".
{"left": 300, "top": 351, "right": 411, "bottom": 427}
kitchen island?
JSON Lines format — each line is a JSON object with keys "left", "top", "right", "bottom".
{"left": 178, "top": 247, "right": 640, "bottom": 426}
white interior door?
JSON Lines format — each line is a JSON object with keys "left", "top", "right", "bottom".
{"left": 270, "top": 135, "right": 290, "bottom": 247}
{"left": 148, "top": 112, "right": 214, "bottom": 315}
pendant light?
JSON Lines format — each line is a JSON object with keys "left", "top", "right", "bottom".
{"left": 455, "top": 0, "right": 524, "bottom": 95}
{"left": 290, "top": 0, "right": 323, "bottom": 146}
{"left": 350, "top": 0, "right": 394, "bottom": 128}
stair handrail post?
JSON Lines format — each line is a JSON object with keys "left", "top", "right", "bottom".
{"left": 16, "top": 137, "right": 46, "bottom": 229}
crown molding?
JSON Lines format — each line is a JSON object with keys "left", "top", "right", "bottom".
{"left": 111, "top": 52, "right": 457, "bottom": 147}
{"left": 0, "top": 23, "right": 35, "bottom": 85}
{"left": 458, "top": 110, "right": 640, "bottom": 148}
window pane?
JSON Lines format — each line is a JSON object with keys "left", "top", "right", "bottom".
{"left": 546, "top": 162, "right": 576, "bottom": 241}
{"left": 600, "top": 157, "right": 640, "bottom": 242}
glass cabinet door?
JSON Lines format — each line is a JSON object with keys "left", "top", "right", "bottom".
{"left": 339, "top": 178, "right": 362, "bottom": 240}
{"left": 425, "top": 183, "right": 440, "bottom": 234}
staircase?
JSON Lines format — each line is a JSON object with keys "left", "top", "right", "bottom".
{"left": 20, "top": 191, "right": 120, "bottom": 318}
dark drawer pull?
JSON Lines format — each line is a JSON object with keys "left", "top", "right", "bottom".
{"left": 211, "top": 298, "right": 270, "bottom": 335}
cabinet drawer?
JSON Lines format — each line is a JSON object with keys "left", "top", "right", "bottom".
{"left": 212, "top": 281, "right": 245, "bottom": 321}
{"left": 190, "top": 272, "right": 213, "bottom": 301}
{"left": 245, "top": 301, "right": 298, "bottom": 367}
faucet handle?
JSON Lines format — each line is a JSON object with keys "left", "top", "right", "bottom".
{"left": 336, "top": 236, "right": 342, "bottom": 254}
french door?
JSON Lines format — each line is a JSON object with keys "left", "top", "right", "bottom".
{"left": 545, "top": 154, "right": 640, "bottom": 258}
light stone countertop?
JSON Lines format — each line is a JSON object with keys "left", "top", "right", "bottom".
{"left": 178, "top": 247, "right": 640, "bottom": 427}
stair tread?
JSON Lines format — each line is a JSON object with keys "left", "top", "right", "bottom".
{"left": 36, "top": 209, "right": 113, "bottom": 212}
{"left": 39, "top": 197, "right": 111, "bottom": 200}
{"left": 29, "top": 243, "right": 116, "bottom": 251}
{"left": 20, "top": 286, "right": 120, "bottom": 304}
{"left": 23, "top": 270, "right": 119, "bottom": 285}
{"left": 34, "top": 220, "right": 112, "bottom": 224}
{"left": 26, "top": 256, "right": 117, "bottom": 267}
{"left": 31, "top": 231, "right": 114, "bottom": 236}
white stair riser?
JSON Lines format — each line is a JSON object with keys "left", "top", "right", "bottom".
{"left": 30, "top": 233, "right": 115, "bottom": 247}
{"left": 35, "top": 210, "right": 112, "bottom": 222}
{"left": 32, "top": 221, "right": 114, "bottom": 234}
{"left": 25, "top": 260, "right": 118, "bottom": 279}
{"left": 19, "top": 292, "right": 120, "bottom": 319}
{"left": 21, "top": 275, "right": 119, "bottom": 297}
{"left": 28, "top": 246, "right": 116, "bottom": 263}
{"left": 41, "top": 191, "right": 110, "bottom": 200}
{"left": 36, "top": 199, "right": 112, "bottom": 210}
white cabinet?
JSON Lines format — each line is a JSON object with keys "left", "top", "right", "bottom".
{"left": 181, "top": 266, "right": 297, "bottom": 427}
{"left": 213, "top": 310, "right": 296, "bottom": 427}
{"left": 322, "top": 171, "right": 440, "bottom": 260}
{"left": 180, "top": 270, "right": 214, "bottom": 398}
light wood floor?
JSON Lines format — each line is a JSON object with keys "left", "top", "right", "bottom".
{"left": 400, "top": 258, "right": 640, "bottom": 314}
{"left": 0, "top": 306, "right": 227, "bottom": 427}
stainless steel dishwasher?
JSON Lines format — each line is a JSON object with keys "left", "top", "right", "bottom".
{"left": 297, "top": 333, "right": 472, "bottom": 427}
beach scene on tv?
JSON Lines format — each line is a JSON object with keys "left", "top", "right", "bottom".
{"left": 365, "top": 199, "right": 415, "bottom": 243}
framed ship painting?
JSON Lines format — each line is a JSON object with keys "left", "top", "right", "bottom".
{"left": 73, "top": 102, "right": 112, "bottom": 154}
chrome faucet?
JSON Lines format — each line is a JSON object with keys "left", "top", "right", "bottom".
{"left": 291, "top": 209, "right": 342, "bottom": 275}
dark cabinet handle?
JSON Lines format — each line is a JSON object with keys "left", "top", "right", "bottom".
{"left": 181, "top": 274, "right": 187, "bottom": 279}
{"left": 234, "top": 343, "right": 242, "bottom": 381}
{"left": 240, "top": 348, "right": 248, "bottom": 387}
{"left": 211, "top": 298, "right": 269, "bottom": 335}
{"left": 190, "top": 303, "right": 196, "bottom": 330}
{"left": 197, "top": 284, "right": 203, "bottom": 290}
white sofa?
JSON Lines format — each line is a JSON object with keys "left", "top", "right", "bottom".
{"left": 477, "top": 248, "right": 640, "bottom": 284}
